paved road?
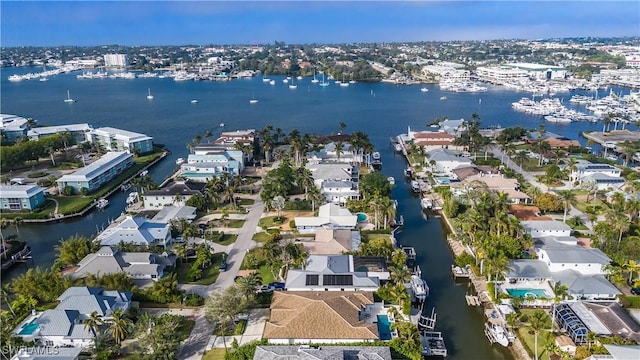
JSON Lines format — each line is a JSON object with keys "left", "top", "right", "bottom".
{"left": 490, "top": 145, "right": 593, "bottom": 231}
{"left": 177, "top": 196, "right": 264, "bottom": 360}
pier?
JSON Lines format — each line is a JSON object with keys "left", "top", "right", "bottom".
{"left": 465, "top": 294, "right": 481, "bottom": 306}
{"left": 1, "top": 243, "right": 32, "bottom": 271}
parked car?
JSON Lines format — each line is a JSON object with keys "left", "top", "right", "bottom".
{"left": 631, "top": 287, "right": 640, "bottom": 296}
{"left": 256, "top": 285, "right": 273, "bottom": 294}
{"left": 219, "top": 253, "right": 228, "bottom": 271}
{"left": 268, "top": 282, "right": 285, "bottom": 291}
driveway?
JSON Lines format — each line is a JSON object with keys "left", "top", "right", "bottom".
{"left": 177, "top": 195, "right": 264, "bottom": 360}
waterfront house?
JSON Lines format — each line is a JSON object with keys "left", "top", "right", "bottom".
{"left": 55, "top": 151, "right": 133, "bottom": 194}
{"left": 320, "top": 180, "right": 360, "bottom": 205}
{"left": 179, "top": 149, "right": 244, "bottom": 182}
{"left": 407, "top": 127, "right": 459, "bottom": 152}
{"left": 451, "top": 173, "right": 532, "bottom": 204}
{"left": 150, "top": 205, "right": 197, "bottom": 223}
{"left": 215, "top": 129, "right": 255, "bottom": 146}
{"left": 141, "top": 180, "right": 205, "bottom": 210}
{"left": 253, "top": 346, "right": 392, "bottom": 360}
{"left": 570, "top": 162, "right": 623, "bottom": 183}
{"left": 72, "top": 246, "right": 176, "bottom": 288}
{"left": 263, "top": 291, "right": 380, "bottom": 344}
{"left": 14, "top": 286, "right": 132, "bottom": 348}
{"left": 91, "top": 127, "right": 154, "bottom": 154}
{"left": 294, "top": 203, "right": 358, "bottom": 234}
{"left": 302, "top": 229, "right": 361, "bottom": 255}
{"left": 306, "top": 142, "right": 361, "bottom": 164}
{"left": 95, "top": 215, "right": 172, "bottom": 247}
{"left": 27, "top": 123, "right": 93, "bottom": 143}
{"left": 426, "top": 148, "right": 473, "bottom": 176}
{"left": 521, "top": 220, "right": 572, "bottom": 238}
{"left": 305, "top": 163, "right": 359, "bottom": 187}
{"left": 0, "top": 185, "right": 46, "bottom": 211}
{"left": 285, "top": 254, "right": 387, "bottom": 291}
{"left": 438, "top": 118, "right": 467, "bottom": 135}
{"left": 555, "top": 303, "right": 640, "bottom": 346}
{"left": 451, "top": 165, "right": 499, "bottom": 181}
{"left": 0, "top": 114, "right": 29, "bottom": 143}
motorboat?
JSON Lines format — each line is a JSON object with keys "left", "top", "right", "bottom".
{"left": 126, "top": 192, "right": 139, "bottom": 205}
{"left": 394, "top": 143, "right": 403, "bottom": 152}
{"left": 96, "top": 198, "right": 109, "bottom": 210}
{"left": 269, "top": 80, "right": 276, "bottom": 85}
{"left": 387, "top": 177, "right": 395, "bottom": 185}
{"left": 421, "top": 87, "right": 429, "bottom": 92}
{"left": 485, "top": 323, "right": 510, "bottom": 347}
{"left": 372, "top": 152, "right": 381, "bottom": 161}
{"left": 421, "top": 198, "right": 433, "bottom": 210}
{"left": 404, "top": 167, "right": 414, "bottom": 178}
{"left": 440, "top": 96, "right": 447, "bottom": 101}
{"left": 191, "top": 99, "right": 198, "bottom": 104}
{"left": 175, "top": 157, "right": 185, "bottom": 165}
{"left": 410, "top": 275, "right": 429, "bottom": 302}
{"left": 249, "top": 99, "right": 259, "bottom": 104}
{"left": 411, "top": 180, "right": 421, "bottom": 193}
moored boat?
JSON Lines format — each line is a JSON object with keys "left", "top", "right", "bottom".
{"left": 485, "top": 323, "right": 510, "bottom": 347}
{"left": 96, "top": 198, "right": 109, "bottom": 210}
{"left": 421, "top": 198, "right": 433, "bottom": 210}
{"left": 410, "top": 274, "right": 429, "bottom": 302}
{"left": 387, "top": 176, "right": 395, "bottom": 185}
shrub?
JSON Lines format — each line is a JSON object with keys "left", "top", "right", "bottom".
{"left": 289, "top": 220, "right": 296, "bottom": 229}
{"left": 36, "top": 179, "right": 52, "bottom": 187}
{"left": 284, "top": 200, "right": 311, "bottom": 211}
{"left": 27, "top": 172, "right": 47, "bottom": 178}
{"left": 183, "top": 293, "right": 204, "bottom": 306}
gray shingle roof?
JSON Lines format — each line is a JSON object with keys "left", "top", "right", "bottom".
{"left": 253, "top": 345, "right": 392, "bottom": 360}
{"left": 521, "top": 220, "right": 572, "bottom": 233}
{"left": 552, "top": 270, "right": 621, "bottom": 296}
{"left": 73, "top": 247, "right": 174, "bottom": 279}
{"left": 506, "top": 260, "right": 551, "bottom": 279}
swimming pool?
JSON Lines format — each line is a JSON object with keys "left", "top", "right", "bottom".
{"left": 356, "top": 213, "right": 368, "bottom": 222}
{"left": 18, "top": 318, "right": 40, "bottom": 335}
{"left": 377, "top": 314, "right": 392, "bottom": 340}
{"left": 506, "top": 288, "right": 548, "bottom": 298}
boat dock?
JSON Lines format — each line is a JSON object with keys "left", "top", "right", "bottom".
{"left": 1, "top": 243, "right": 32, "bottom": 271}
{"left": 421, "top": 331, "right": 448, "bottom": 357}
{"left": 465, "top": 294, "right": 482, "bottom": 306}
{"left": 451, "top": 264, "right": 471, "bottom": 279}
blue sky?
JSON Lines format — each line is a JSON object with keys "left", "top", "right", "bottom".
{"left": 2, "top": 1, "right": 639, "bottom": 47}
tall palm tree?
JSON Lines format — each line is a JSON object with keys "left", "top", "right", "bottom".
{"left": 528, "top": 310, "right": 550, "bottom": 360}
{"left": 606, "top": 209, "right": 630, "bottom": 248}
{"left": 236, "top": 272, "right": 262, "bottom": 300}
{"left": 552, "top": 282, "right": 569, "bottom": 327}
{"left": 334, "top": 141, "right": 344, "bottom": 161}
{"left": 84, "top": 310, "right": 104, "bottom": 348}
{"left": 389, "top": 265, "right": 411, "bottom": 285}
{"left": 108, "top": 309, "right": 132, "bottom": 345}
{"left": 623, "top": 260, "right": 640, "bottom": 284}
{"left": 204, "top": 130, "right": 213, "bottom": 143}
{"left": 556, "top": 190, "right": 577, "bottom": 223}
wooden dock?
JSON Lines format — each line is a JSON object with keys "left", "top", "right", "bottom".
{"left": 465, "top": 295, "right": 481, "bottom": 306}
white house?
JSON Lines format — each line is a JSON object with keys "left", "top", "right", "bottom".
{"left": 320, "top": 180, "right": 360, "bottom": 205}
{"left": 427, "top": 148, "right": 472, "bottom": 175}
{"left": 14, "top": 287, "right": 131, "bottom": 348}
{"left": 179, "top": 150, "right": 244, "bottom": 182}
{"left": 27, "top": 123, "right": 93, "bottom": 143}
{"left": 535, "top": 237, "right": 611, "bottom": 275}
{"left": 294, "top": 203, "right": 358, "bottom": 234}
{"left": 571, "top": 162, "right": 622, "bottom": 183}
{"left": 305, "top": 163, "right": 359, "bottom": 187}
{"left": 142, "top": 180, "right": 205, "bottom": 210}
{"left": 91, "top": 127, "right": 154, "bottom": 154}
{"left": 72, "top": 246, "right": 176, "bottom": 287}
{"left": 285, "top": 255, "right": 387, "bottom": 292}
{"left": 95, "top": 215, "right": 172, "bottom": 247}
{"left": 306, "top": 142, "right": 361, "bottom": 164}
{"left": 521, "top": 221, "right": 572, "bottom": 238}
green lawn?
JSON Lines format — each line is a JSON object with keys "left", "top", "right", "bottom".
{"left": 575, "top": 198, "right": 610, "bottom": 215}
{"left": 54, "top": 196, "right": 94, "bottom": 214}
{"left": 211, "top": 234, "right": 238, "bottom": 246}
{"left": 202, "top": 349, "right": 226, "bottom": 360}
{"left": 237, "top": 198, "right": 255, "bottom": 206}
{"left": 209, "top": 219, "right": 245, "bottom": 228}
{"left": 252, "top": 232, "right": 272, "bottom": 242}
{"left": 256, "top": 264, "right": 276, "bottom": 285}
{"left": 516, "top": 309, "right": 554, "bottom": 360}
{"left": 176, "top": 252, "right": 224, "bottom": 285}
{"left": 259, "top": 215, "right": 288, "bottom": 229}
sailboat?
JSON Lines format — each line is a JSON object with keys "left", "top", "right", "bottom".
{"left": 289, "top": 77, "right": 297, "bottom": 89}
{"left": 319, "top": 72, "right": 329, "bottom": 87}
{"left": 249, "top": 91, "right": 258, "bottom": 104}
{"left": 147, "top": 88, "right": 154, "bottom": 100}
{"left": 340, "top": 74, "right": 349, "bottom": 87}
{"left": 311, "top": 70, "right": 319, "bottom": 83}
{"left": 64, "top": 90, "right": 75, "bottom": 103}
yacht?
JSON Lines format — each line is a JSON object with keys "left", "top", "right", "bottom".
{"left": 485, "top": 323, "right": 510, "bottom": 347}
{"left": 175, "top": 157, "right": 185, "bottom": 165}
{"left": 96, "top": 198, "right": 109, "bottom": 210}
{"left": 410, "top": 275, "right": 429, "bottom": 302}
{"left": 387, "top": 177, "right": 395, "bottom": 185}
{"left": 421, "top": 87, "right": 429, "bottom": 92}
{"left": 372, "top": 152, "right": 381, "bottom": 161}
{"left": 440, "top": 96, "right": 447, "bottom": 101}
{"left": 126, "top": 192, "right": 139, "bottom": 205}
{"left": 249, "top": 99, "right": 259, "bottom": 104}
{"left": 269, "top": 80, "right": 276, "bottom": 85}
{"left": 191, "top": 99, "right": 198, "bottom": 104}
{"left": 421, "top": 198, "right": 433, "bottom": 210}
{"left": 411, "top": 180, "right": 421, "bottom": 193}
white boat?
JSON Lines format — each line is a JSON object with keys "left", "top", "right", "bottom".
{"left": 96, "top": 198, "right": 109, "bottom": 210}
{"left": 339, "top": 75, "right": 349, "bottom": 87}
{"left": 190, "top": 99, "right": 198, "bottom": 104}
{"left": 411, "top": 180, "right": 421, "bottom": 193}
{"left": 311, "top": 70, "right": 319, "bottom": 83}
{"left": 440, "top": 96, "right": 447, "bottom": 101}
{"left": 262, "top": 75, "right": 270, "bottom": 82}
{"left": 39, "top": 77, "right": 49, "bottom": 82}
{"left": 410, "top": 275, "right": 428, "bottom": 302}
{"left": 219, "top": 123, "right": 225, "bottom": 127}
{"left": 421, "top": 87, "right": 429, "bottom": 92}
{"left": 394, "top": 143, "right": 403, "bottom": 152}
{"left": 319, "top": 72, "right": 329, "bottom": 87}
{"left": 283, "top": 78, "right": 289, "bottom": 84}
{"left": 421, "top": 198, "right": 433, "bottom": 210}
{"left": 387, "top": 176, "right": 395, "bottom": 185}
{"left": 296, "top": 76, "right": 303, "bottom": 80}
{"left": 175, "top": 157, "right": 185, "bottom": 165}
{"left": 147, "top": 88, "right": 154, "bottom": 100}
{"left": 372, "top": 152, "right": 381, "bottom": 161}
{"left": 289, "top": 78, "right": 297, "bottom": 89}
{"left": 250, "top": 92, "right": 258, "bottom": 104}
{"left": 126, "top": 192, "right": 139, "bottom": 205}
{"left": 269, "top": 80, "right": 276, "bottom": 85}
{"left": 486, "top": 323, "right": 510, "bottom": 347}
{"left": 8, "top": 74, "right": 23, "bottom": 82}
{"left": 64, "top": 90, "right": 75, "bottom": 103}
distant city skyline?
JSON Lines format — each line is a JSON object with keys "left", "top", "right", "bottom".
{"left": 2, "top": 1, "right": 638, "bottom": 47}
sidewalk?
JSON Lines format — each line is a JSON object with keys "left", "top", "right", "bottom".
{"left": 209, "top": 308, "right": 269, "bottom": 349}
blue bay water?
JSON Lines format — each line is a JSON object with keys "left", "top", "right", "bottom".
{"left": 2, "top": 68, "right": 636, "bottom": 359}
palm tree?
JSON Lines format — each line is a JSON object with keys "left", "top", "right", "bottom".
{"left": 586, "top": 331, "right": 597, "bottom": 351}
{"left": 334, "top": 141, "right": 344, "bottom": 161}
{"left": 236, "top": 272, "right": 262, "bottom": 300}
{"left": 606, "top": 209, "right": 630, "bottom": 248}
{"left": 389, "top": 265, "right": 411, "bottom": 285}
{"left": 84, "top": 310, "right": 104, "bottom": 348}
{"left": 528, "top": 310, "right": 550, "bottom": 360}
{"left": 623, "top": 260, "right": 640, "bottom": 284}
{"left": 108, "top": 309, "right": 132, "bottom": 345}
{"left": 514, "top": 151, "right": 529, "bottom": 168}
{"left": 338, "top": 121, "right": 346, "bottom": 134}
{"left": 204, "top": 130, "right": 213, "bottom": 143}
{"left": 552, "top": 281, "right": 569, "bottom": 327}
{"left": 557, "top": 190, "right": 577, "bottom": 223}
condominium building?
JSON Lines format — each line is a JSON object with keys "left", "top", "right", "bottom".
{"left": 56, "top": 151, "right": 133, "bottom": 193}
{"left": 28, "top": 123, "right": 93, "bottom": 143}
{"left": 92, "top": 127, "right": 154, "bottom": 154}
{"left": 103, "top": 54, "right": 127, "bottom": 67}
{"left": 0, "top": 185, "right": 46, "bottom": 211}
